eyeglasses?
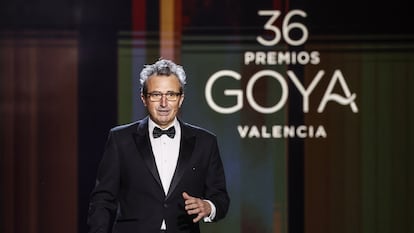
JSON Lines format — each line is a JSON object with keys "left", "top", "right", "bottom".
{"left": 146, "top": 91, "right": 182, "bottom": 102}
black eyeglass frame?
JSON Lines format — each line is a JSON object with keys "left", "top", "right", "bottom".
{"left": 146, "top": 91, "right": 183, "bottom": 102}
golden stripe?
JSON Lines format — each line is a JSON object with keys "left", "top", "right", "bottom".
{"left": 160, "top": 0, "right": 176, "bottom": 60}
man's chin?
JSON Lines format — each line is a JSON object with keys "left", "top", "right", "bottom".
{"left": 154, "top": 116, "right": 173, "bottom": 126}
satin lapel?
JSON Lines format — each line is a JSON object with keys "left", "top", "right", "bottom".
{"left": 133, "top": 117, "right": 163, "bottom": 190}
{"left": 166, "top": 122, "right": 196, "bottom": 199}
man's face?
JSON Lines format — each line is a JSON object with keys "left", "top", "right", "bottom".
{"left": 141, "top": 75, "right": 184, "bottom": 128}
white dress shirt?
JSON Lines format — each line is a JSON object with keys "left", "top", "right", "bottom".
{"left": 149, "top": 119, "right": 181, "bottom": 195}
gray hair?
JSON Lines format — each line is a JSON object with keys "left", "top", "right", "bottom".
{"left": 139, "top": 59, "right": 187, "bottom": 95}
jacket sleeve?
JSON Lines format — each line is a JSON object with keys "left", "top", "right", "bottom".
{"left": 87, "top": 130, "right": 120, "bottom": 233}
{"left": 204, "top": 137, "right": 230, "bottom": 221}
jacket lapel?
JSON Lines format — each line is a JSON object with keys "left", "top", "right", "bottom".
{"left": 133, "top": 117, "right": 163, "bottom": 191}
{"left": 166, "top": 121, "right": 196, "bottom": 199}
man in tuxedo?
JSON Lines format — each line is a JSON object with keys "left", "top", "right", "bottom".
{"left": 87, "top": 59, "right": 230, "bottom": 233}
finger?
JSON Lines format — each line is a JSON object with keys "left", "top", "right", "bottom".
{"left": 185, "top": 203, "right": 198, "bottom": 211}
{"left": 186, "top": 201, "right": 200, "bottom": 213}
{"left": 193, "top": 213, "right": 203, "bottom": 223}
{"left": 186, "top": 207, "right": 198, "bottom": 215}
{"left": 189, "top": 204, "right": 209, "bottom": 221}
{"left": 182, "top": 192, "right": 190, "bottom": 200}
{"left": 183, "top": 192, "right": 193, "bottom": 202}
{"left": 183, "top": 192, "right": 198, "bottom": 206}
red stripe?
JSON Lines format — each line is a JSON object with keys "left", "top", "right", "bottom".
{"left": 132, "top": 0, "right": 146, "bottom": 33}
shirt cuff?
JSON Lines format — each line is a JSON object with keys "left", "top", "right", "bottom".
{"left": 203, "top": 200, "right": 216, "bottom": 222}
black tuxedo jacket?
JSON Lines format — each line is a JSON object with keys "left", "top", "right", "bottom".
{"left": 88, "top": 117, "right": 230, "bottom": 233}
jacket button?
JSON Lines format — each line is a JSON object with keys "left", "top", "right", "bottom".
{"left": 163, "top": 203, "right": 168, "bottom": 208}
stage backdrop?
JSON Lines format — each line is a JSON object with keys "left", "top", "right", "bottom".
{"left": 1, "top": 0, "right": 413, "bottom": 233}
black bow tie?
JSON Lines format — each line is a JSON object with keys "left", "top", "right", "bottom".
{"left": 153, "top": 126, "right": 176, "bottom": 138}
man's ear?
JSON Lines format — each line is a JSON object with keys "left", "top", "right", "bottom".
{"left": 141, "top": 94, "right": 147, "bottom": 107}
{"left": 179, "top": 94, "right": 184, "bottom": 107}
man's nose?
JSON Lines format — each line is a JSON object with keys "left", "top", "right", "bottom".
{"left": 160, "top": 95, "right": 168, "bottom": 106}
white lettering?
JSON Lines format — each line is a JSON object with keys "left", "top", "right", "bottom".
{"left": 318, "top": 69, "right": 359, "bottom": 113}
{"left": 284, "top": 125, "right": 295, "bottom": 138}
{"left": 262, "top": 125, "right": 271, "bottom": 138}
{"left": 205, "top": 70, "right": 243, "bottom": 114}
{"left": 237, "top": 125, "right": 250, "bottom": 138}
{"left": 246, "top": 70, "right": 288, "bottom": 114}
{"left": 238, "top": 125, "right": 327, "bottom": 138}
{"left": 244, "top": 51, "right": 255, "bottom": 65}
{"left": 205, "top": 69, "right": 358, "bottom": 114}
{"left": 287, "top": 70, "right": 324, "bottom": 113}
{"left": 315, "top": 125, "right": 327, "bottom": 138}
{"left": 248, "top": 125, "right": 261, "bottom": 138}
{"left": 243, "top": 50, "right": 320, "bottom": 65}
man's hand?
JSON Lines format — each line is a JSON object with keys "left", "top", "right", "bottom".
{"left": 182, "top": 192, "right": 211, "bottom": 223}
